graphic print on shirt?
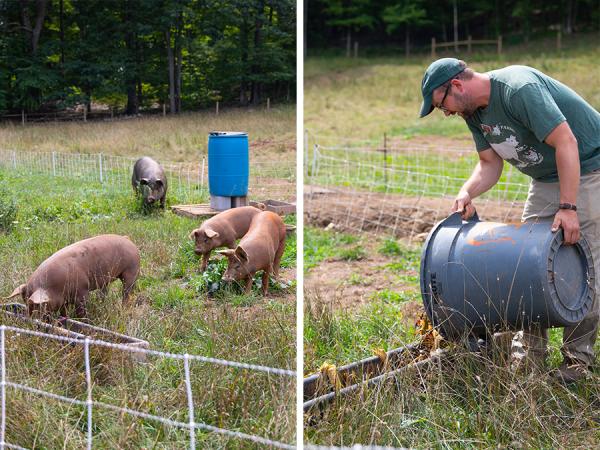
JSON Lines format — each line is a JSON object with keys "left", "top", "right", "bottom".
{"left": 480, "top": 123, "right": 544, "bottom": 169}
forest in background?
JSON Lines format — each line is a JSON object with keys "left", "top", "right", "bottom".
{"left": 0, "top": 0, "right": 296, "bottom": 116}
{"left": 306, "top": 0, "right": 600, "bottom": 55}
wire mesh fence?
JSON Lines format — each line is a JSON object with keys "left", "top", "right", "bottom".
{"left": 0, "top": 325, "right": 295, "bottom": 449}
{"left": 0, "top": 149, "right": 295, "bottom": 205}
{"left": 305, "top": 132, "right": 530, "bottom": 241}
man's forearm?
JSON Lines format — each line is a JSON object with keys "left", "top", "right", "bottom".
{"left": 555, "top": 141, "right": 580, "bottom": 205}
{"left": 460, "top": 159, "right": 503, "bottom": 200}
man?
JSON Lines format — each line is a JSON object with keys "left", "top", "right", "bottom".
{"left": 419, "top": 58, "right": 600, "bottom": 383}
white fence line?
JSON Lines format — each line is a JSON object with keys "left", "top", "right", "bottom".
{"left": 0, "top": 325, "right": 294, "bottom": 450}
{"left": 305, "top": 134, "right": 530, "bottom": 240}
{"left": 0, "top": 149, "right": 296, "bottom": 203}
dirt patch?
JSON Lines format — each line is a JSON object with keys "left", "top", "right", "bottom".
{"left": 305, "top": 255, "right": 418, "bottom": 312}
{"left": 305, "top": 187, "right": 523, "bottom": 240}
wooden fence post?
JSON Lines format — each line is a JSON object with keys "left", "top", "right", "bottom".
{"left": 353, "top": 41, "right": 358, "bottom": 58}
{"left": 497, "top": 35, "right": 503, "bottom": 55}
{"left": 467, "top": 35, "right": 472, "bottom": 53}
{"left": 267, "top": 98, "right": 270, "bottom": 110}
{"left": 431, "top": 37, "right": 436, "bottom": 58}
{"left": 216, "top": 101, "right": 219, "bottom": 115}
{"left": 21, "top": 110, "right": 25, "bottom": 126}
{"left": 557, "top": 29, "right": 562, "bottom": 50}
{"left": 83, "top": 107, "right": 87, "bottom": 122}
{"left": 162, "top": 103, "right": 166, "bottom": 116}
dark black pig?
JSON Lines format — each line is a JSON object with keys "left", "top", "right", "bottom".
{"left": 131, "top": 157, "right": 168, "bottom": 208}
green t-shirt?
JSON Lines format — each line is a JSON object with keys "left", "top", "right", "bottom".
{"left": 466, "top": 65, "right": 600, "bottom": 182}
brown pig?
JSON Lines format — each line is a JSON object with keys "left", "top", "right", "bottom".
{"left": 189, "top": 205, "right": 264, "bottom": 271}
{"left": 4, "top": 234, "right": 140, "bottom": 318}
{"left": 217, "top": 211, "right": 286, "bottom": 295}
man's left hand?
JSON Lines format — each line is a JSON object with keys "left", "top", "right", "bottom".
{"left": 551, "top": 209, "right": 580, "bottom": 244}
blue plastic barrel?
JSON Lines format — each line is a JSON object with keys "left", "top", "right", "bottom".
{"left": 420, "top": 212, "right": 595, "bottom": 339}
{"left": 208, "top": 131, "right": 249, "bottom": 196}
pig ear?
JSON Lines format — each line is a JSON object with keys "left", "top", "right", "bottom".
{"left": 216, "top": 249, "right": 235, "bottom": 257}
{"left": 140, "top": 178, "right": 149, "bottom": 185}
{"left": 156, "top": 179, "right": 164, "bottom": 187}
{"left": 205, "top": 228, "right": 219, "bottom": 239}
{"left": 4, "top": 284, "right": 26, "bottom": 299}
{"left": 30, "top": 289, "right": 50, "bottom": 305}
{"left": 189, "top": 229, "right": 199, "bottom": 240}
{"left": 235, "top": 246, "right": 249, "bottom": 263}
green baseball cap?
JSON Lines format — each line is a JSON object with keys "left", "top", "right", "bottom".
{"left": 419, "top": 58, "right": 465, "bottom": 118}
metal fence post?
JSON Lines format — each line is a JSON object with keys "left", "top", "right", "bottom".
{"left": 383, "top": 133, "right": 388, "bottom": 187}
{"left": 311, "top": 144, "right": 319, "bottom": 178}
{"left": 52, "top": 151, "right": 56, "bottom": 177}
{"left": 12, "top": 151, "right": 16, "bottom": 170}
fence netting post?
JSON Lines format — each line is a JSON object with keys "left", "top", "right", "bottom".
{"left": 84, "top": 337, "right": 93, "bottom": 450}
{"left": 184, "top": 354, "right": 196, "bottom": 450}
{"left": 1, "top": 326, "right": 6, "bottom": 449}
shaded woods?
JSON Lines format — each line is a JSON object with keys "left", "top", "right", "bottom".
{"left": 0, "top": 0, "right": 295, "bottom": 115}
{"left": 306, "top": 0, "right": 600, "bottom": 55}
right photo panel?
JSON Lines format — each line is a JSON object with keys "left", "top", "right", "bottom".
{"left": 303, "top": 0, "right": 600, "bottom": 447}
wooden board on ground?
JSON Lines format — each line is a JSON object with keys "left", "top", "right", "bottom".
{"left": 170, "top": 203, "right": 221, "bottom": 219}
{"left": 250, "top": 199, "right": 297, "bottom": 215}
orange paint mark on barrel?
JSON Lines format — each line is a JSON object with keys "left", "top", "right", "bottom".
{"left": 467, "top": 236, "right": 516, "bottom": 246}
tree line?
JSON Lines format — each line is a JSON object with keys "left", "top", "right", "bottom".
{"left": 306, "top": 0, "right": 600, "bottom": 55}
{"left": 0, "top": 0, "right": 295, "bottom": 116}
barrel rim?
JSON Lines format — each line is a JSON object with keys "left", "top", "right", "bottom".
{"left": 208, "top": 131, "right": 248, "bottom": 137}
{"left": 544, "top": 230, "right": 595, "bottom": 323}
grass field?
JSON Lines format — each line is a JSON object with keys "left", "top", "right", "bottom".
{"left": 304, "top": 33, "right": 600, "bottom": 447}
{"left": 0, "top": 110, "right": 296, "bottom": 448}
{"left": 305, "top": 32, "right": 600, "bottom": 142}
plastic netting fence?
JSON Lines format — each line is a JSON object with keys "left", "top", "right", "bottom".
{"left": 0, "top": 149, "right": 295, "bottom": 204}
{"left": 304, "top": 132, "right": 530, "bottom": 241}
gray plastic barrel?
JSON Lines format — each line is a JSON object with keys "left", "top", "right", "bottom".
{"left": 420, "top": 212, "right": 595, "bottom": 339}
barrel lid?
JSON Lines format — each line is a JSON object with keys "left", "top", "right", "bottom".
{"left": 547, "top": 231, "right": 595, "bottom": 321}
{"left": 209, "top": 131, "right": 247, "bottom": 137}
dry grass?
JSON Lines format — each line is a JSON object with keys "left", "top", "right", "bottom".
{"left": 0, "top": 106, "right": 295, "bottom": 164}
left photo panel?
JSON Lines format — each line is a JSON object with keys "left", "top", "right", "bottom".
{"left": 0, "top": 1, "right": 296, "bottom": 448}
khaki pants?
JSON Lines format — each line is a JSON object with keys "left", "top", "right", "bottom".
{"left": 513, "top": 171, "right": 600, "bottom": 366}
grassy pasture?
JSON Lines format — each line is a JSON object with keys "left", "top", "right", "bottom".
{"left": 305, "top": 32, "right": 600, "bottom": 141}
{"left": 304, "top": 34, "right": 600, "bottom": 447}
{"left": 0, "top": 111, "right": 296, "bottom": 448}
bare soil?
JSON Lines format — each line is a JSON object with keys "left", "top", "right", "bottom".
{"left": 305, "top": 187, "right": 523, "bottom": 240}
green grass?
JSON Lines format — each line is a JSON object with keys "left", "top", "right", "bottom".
{"left": 304, "top": 228, "right": 421, "bottom": 370}
{"left": 303, "top": 227, "right": 361, "bottom": 270}
{"left": 0, "top": 168, "right": 296, "bottom": 448}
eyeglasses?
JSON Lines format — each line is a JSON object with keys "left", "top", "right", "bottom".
{"left": 436, "top": 82, "right": 452, "bottom": 113}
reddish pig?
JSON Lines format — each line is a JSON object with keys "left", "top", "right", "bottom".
{"left": 217, "top": 211, "right": 286, "bottom": 295}
{"left": 4, "top": 234, "right": 140, "bottom": 318}
{"left": 189, "top": 205, "right": 263, "bottom": 271}
{"left": 132, "top": 156, "right": 168, "bottom": 208}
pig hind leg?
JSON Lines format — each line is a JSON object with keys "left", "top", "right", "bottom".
{"left": 272, "top": 239, "right": 286, "bottom": 279}
{"left": 120, "top": 269, "right": 138, "bottom": 303}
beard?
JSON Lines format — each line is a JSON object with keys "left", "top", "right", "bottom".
{"left": 454, "top": 92, "right": 478, "bottom": 119}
